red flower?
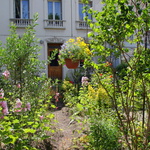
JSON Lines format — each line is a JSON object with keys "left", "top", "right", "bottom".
{"left": 109, "top": 75, "right": 113, "bottom": 78}
{"left": 69, "top": 81, "right": 74, "bottom": 84}
{"left": 99, "top": 73, "right": 103, "bottom": 76}
{"left": 105, "top": 62, "right": 112, "bottom": 67}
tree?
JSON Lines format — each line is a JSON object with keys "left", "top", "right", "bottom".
{"left": 84, "top": 0, "right": 150, "bottom": 149}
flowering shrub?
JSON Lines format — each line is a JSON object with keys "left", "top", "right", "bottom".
{"left": 62, "top": 80, "right": 78, "bottom": 108}
{"left": 58, "top": 37, "right": 92, "bottom": 64}
{"left": 0, "top": 14, "right": 56, "bottom": 149}
{"left": 0, "top": 70, "right": 56, "bottom": 150}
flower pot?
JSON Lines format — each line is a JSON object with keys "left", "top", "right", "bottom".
{"left": 65, "top": 58, "right": 79, "bottom": 69}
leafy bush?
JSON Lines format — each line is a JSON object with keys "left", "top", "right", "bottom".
{"left": 61, "top": 80, "right": 79, "bottom": 108}
{"left": 0, "top": 14, "right": 56, "bottom": 150}
{"left": 89, "top": 112, "right": 121, "bottom": 150}
{"left": 116, "top": 62, "right": 128, "bottom": 78}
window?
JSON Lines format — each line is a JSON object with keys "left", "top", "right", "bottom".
{"left": 15, "top": 0, "right": 29, "bottom": 19}
{"left": 48, "top": 1, "right": 62, "bottom": 20}
{"left": 79, "top": 2, "right": 92, "bottom": 21}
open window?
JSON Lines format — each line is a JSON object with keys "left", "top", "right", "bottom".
{"left": 14, "top": 0, "right": 29, "bottom": 19}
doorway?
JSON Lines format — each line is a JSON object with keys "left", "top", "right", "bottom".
{"left": 48, "top": 43, "right": 62, "bottom": 80}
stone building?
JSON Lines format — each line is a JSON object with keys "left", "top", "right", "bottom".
{"left": 0, "top": 0, "right": 104, "bottom": 80}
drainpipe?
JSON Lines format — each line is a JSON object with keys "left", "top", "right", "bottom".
{"left": 71, "top": 0, "right": 73, "bottom": 37}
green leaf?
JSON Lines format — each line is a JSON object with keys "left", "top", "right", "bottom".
{"left": 76, "top": 103, "right": 83, "bottom": 111}
{"left": 4, "top": 135, "right": 18, "bottom": 144}
{"left": 23, "top": 128, "right": 36, "bottom": 134}
{"left": 3, "top": 137, "right": 13, "bottom": 144}
{"left": 13, "top": 119, "right": 19, "bottom": 124}
{"left": 41, "top": 135, "right": 50, "bottom": 140}
{"left": 23, "top": 146, "right": 29, "bottom": 150}
{"left": 51, "top": 104, "right": 56, "bottom": 108}
{"left": 27, "top": 122, "right": 34, "bottom": 125}
{"left": 125, "top": 24, "right": 130, "bottom": 29}
{"left": 32, "top": 124, "right": 39, "bottom": 128}
{"left": 9, "top": 135, "right": 18, "bottom": 144}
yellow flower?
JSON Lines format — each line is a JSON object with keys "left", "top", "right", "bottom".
{"left": 59, "top": 36, "right": 92, "bottom": 64}
{"left": 68, "top": 38, "right": 75, "bottom": 43}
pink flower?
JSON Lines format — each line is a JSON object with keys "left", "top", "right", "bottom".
{"left": 0, "top": 101, "right": 9, "bottom": 115}
{"left": 23, "top": 108, "right": 27, "bottom": 112}
{"left": 118, "top": 139, "right": 122, "bottom": 143}
{"left": 81, "top": 76, "right": 89, "bottom": 82}
{"left": 2, "top": 108, "right": 9, "bottom": 115}
{"left": 14, "top": 109, "right": 22, "bottom": 113}
{"left": 26, "top": 102, "right": 31, "bottom": 111}
{"left": 0, "top": 89, "right": 4, "bottom": 98}
{"left": 39, "top": 115, "right": 44, "bottom": 120}
{"left": 15, "top": 99, "right": 22, "bottom": 108}
{"left": 1, "top": 101, "right": 8, "bottom": 108}
{"left": 54, "top": 93, "right": 59, "bottom": 102}
{"left": 0, "top": 116, "right": 4, "bottom": 119}
{"left": 17, "top": 84, "right": 21, "bottom": 88}
{"left": 0, "top": 95, "right": 4, "bottom": 99}
{"left": 81, "top": 76, "right": 89, "bottom": 86}
{"left": 55, "top": 93, "right": 60, "bottom": 97}
{"left": 2, "top": 70, "right": 10, "bottom": 79}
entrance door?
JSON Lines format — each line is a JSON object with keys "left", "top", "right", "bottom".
{"left": 48, "top": 43, "right": 62, "bottom": 80}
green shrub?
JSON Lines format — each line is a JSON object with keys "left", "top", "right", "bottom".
{"left": 116, "top": 62, "right": 128, "bottom": 79}
{"left": 0, "top": 14, "right": 56, "bottom": 150}
{"left": 89, "top": 113, "right": 121, "bottom": 150}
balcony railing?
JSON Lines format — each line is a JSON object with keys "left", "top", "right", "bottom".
{"left": 44, "top": 20, "right": 65, "bottom": 29}
{"left": 76, "top": 21, "right": 91, "bottom": 30}
{"left": 10, "top": 18, "right": 33, "bottom": 27}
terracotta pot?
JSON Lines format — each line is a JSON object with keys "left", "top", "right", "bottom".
{"left": 65, "top": 58, "right": 79, "bottom": 69}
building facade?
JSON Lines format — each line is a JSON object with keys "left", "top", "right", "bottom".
{"left": 0, "top": 0, "right": 102, "bottom": 80}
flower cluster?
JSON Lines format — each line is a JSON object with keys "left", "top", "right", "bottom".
{"left": 0, "top": 90, "right": 31, "bottom": 118}
{"left": 2, "top": 70, "right": 10, "bottom": 79}
{"left": 58, "top": 37, "right": 92, "bottom": 64}
{"left": 54, "top": 92, "right": 59, "bottom": 102}
{"left": 13, "top": 98, "right": 31, "bottom": 113}
{"left": 54, "top": 92, "right": 60, "bottom": 109}
{"left": 0, "top": 89, "right": 4, "bottom": 98}
{"left": 81, "top": 76, "right": 89, "bottom": 86}
{"left": 0, "top": 101, "right": 9, "bottom": 117}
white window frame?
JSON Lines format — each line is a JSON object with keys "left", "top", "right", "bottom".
{"left": 14, "top": 0, "right": 30, "bottom": 19}
{"left": 47, "top": 0, "right": 62, "bottom": 20}
{"left": 78, "top": 1, "right": 92, "bottom": 21}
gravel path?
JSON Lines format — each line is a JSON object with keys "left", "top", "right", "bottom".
{"left": 51, "top": 107, "right": 82, "bottom": 150}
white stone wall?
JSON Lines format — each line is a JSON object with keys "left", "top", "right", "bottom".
{"left": 0, "top": 0, "right": 102, "bottom": 79}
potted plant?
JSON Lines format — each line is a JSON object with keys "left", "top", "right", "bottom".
{"left": 58, "top": 37, "right": 92, "bottom": 69}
